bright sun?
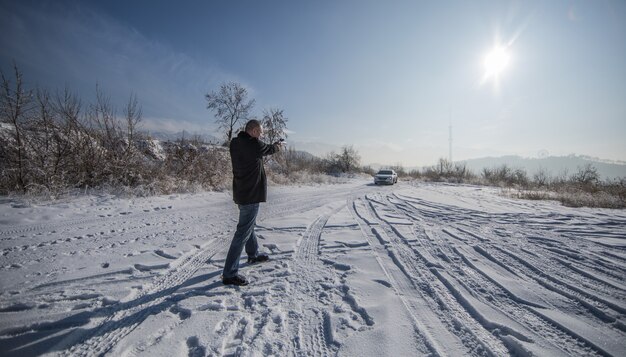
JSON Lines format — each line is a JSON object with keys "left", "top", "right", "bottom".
{"left": 483, "top": 46, "right": 510, "bottom": 80}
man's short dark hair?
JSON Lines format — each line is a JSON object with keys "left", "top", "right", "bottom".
{"left": 245, "top": 120, "right": 261, "bottom": 132}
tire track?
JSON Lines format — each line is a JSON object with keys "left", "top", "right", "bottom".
{"left": 290, "top": 204, "right": 344, "bottom": 357}
{"left": 447, "top": 222, "right": 626, "bottom": 320}
{"left": 388, "top": 193, "right": 626, "bottom": 356}
{"left": 425, "top": 228, "right": 603, "bottom": 357}
{"left": 57, "top": 231, "right": 230, "bottom": 356}
{"left": 361, "top": 194, "right": 508, "bottom": 356}
{"left": 350, "top": 193, "right": 504, "bottom": 356}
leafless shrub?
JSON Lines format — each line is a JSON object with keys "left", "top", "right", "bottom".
{"left": 482, "top": 165, "right": 527, "bottom": 187}
{"left": 389, "top": 164, "right": 407, "bottom": 177}
{"left": 268, "top": 144, "right": 366, "bottom": 181}
{"left": 557, "top": 190, "right": 624, "bottom": 209}
{"left": 361, "top": 165, "right": 376, "bottom": 176}
{"left": 408, "top": 169, "right": 421, "bottom": 179}
{"left": 549, "top": 173, "right": 625, "bottom": 208}
{"left": 551, "top": 168, "right": 569, "bottom": 187}
{"left": 163, "top": 140, "right": 231, "bottom": 191}
{"left": 267, "top": 169, "right": 347, "bottom": 186}
{"left": 533, "top": 167, "right": 549, "bottom": 188}
{"left": 569, "top": 163, "right": 600, "bottom": 192}
{"left": 324, "top": 146, "right": 361, "bottom": 175}
{"left": 513, "top": 189, "right": 552, "bottom": 201}
{"left": 422, "top": 158, "right": 474, "bottom": 183}
{"left": 451, "top": 162, "right": 475, "bottom": 183}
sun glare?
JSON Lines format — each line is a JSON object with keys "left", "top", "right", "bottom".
{"left": 483, "top": 46, "right": 510, "bottom": 80}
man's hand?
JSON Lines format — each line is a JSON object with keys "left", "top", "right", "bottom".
{"left": 274, "top": 139, "right": 286, "bottom": 151}
{"left": 273, "top": 142, "right": 282, "bottom": 151}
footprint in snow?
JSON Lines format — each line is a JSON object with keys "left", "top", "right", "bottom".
{"left": 0, "top": 302, "right": 35, "bottom": 312}
{"left": 169, "top": 304, "right": 192, "bottom": 320}
{"left": 154, "top": 249, "right": 177, "bottom": 259}
{"left": 134, "top": 263, "right": 170, "bottom": 272}
{"left": 199, "top": 300, "right": 225, "bottom": 311}
{"left": 373, "top": 279, "right": 392, "bottom": 288}
{"left": 186, "top": 336, "right": 206, "bottom": 357}
{"left": 71, "top": 302, "right": 91, "bottom": 311}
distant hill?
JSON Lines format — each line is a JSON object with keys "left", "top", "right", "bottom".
{"left": 459, "top": 155, "right": 626, "bottom": 180}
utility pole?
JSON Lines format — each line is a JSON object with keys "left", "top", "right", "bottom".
{"left": 448, "top": 112, "right": 453, "bottom": 163}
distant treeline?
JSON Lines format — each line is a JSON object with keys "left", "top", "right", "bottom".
{"left": 0, "top": 66, "right": 365, "bottom": 196}
{"left": 1, "top": 66, "right": 624, "bottom": 208}
{"left": 376, "top": 158, "right": 626, "bottom": 209}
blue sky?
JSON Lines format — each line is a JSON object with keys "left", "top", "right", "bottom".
{"left": 1, "top": 0, "right": 625, "bottom": 166}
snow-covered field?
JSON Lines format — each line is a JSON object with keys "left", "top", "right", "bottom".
{"left": 1, "top": 179, "right": 625, "bottom": 356}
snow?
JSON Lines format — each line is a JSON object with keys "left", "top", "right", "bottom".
{"left": 1, "top": 180, "right": 625, "bottom": 356}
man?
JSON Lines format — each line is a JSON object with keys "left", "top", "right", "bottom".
{"left": 222, "top": 119, "right": 282, "bottom": 286}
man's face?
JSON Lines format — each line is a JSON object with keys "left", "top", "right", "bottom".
{"left": 251, "top": 126, "right": 264, "bottom": 139}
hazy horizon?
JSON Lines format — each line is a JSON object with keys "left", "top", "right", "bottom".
{"left": 2, "top": 0, "right": 625, "bottom": 166}
{"left": 134, "top": 128, "right": 626, "bottom": 168}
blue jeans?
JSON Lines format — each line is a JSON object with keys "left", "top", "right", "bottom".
{"left": 223, "top": 203, "right": 261, "bottom": 279}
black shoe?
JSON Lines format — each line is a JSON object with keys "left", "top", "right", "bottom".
{"left": 222, "top": 274, "right": 248, "bottom": 286}
{"left": 247, "top": 254, "right": 270, "bottom": 264}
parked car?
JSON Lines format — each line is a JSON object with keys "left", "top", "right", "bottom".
{"left": 374, "top": 169, "right": 398, "bottom": 185}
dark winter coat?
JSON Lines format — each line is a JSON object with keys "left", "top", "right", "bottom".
{"left": 230, "top": 131, "right": 278, "bottom": 205}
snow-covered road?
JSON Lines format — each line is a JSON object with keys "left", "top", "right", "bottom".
{"left": 1, "top": 180, "right": 625, "bottom": 356}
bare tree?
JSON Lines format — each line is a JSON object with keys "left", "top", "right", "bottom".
{"left": 124, "top": 93, "right": 142, "bottom": 150}
{"left": 572, "top": 163, "right": 599, "bottom": 185}
{"left": 533, "top": 167, "right": 549, "bottom": 187}
{"left": 29, "top": 88, "right": 55, "bottom": 188}
{"left": 390, "top": 163, "right": 406, "bottom": 177}
{"left": 119, "top": 93, "right": 143, "bottom": 185}
{"left": 1, "top": 64, "right": 34, "bottom": 192}
{"left": 421, "top": 158, "right": 473, "bottom": 182}
{"left": 53, "top": 88, "right": 86, "bottom": 186}
{"left": 329, "top": 145, "right": 360, "bottom": 173}
{"left": 261, "top": 108, "right": 288, "bottom": 144}
{"left": 91, "top": 85, "right": 120, "bottom": 153}
{"left": 571, "top": 163, "right": 599, "bottom": 191}
{"left": 437, "top": 158, "right": 454, "bottom": 176}
{"left": 260, "top": 107, "right": 288, "bottom": 168}
{"left": 205, "top": 82, "right": 255, "bottom": 144}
